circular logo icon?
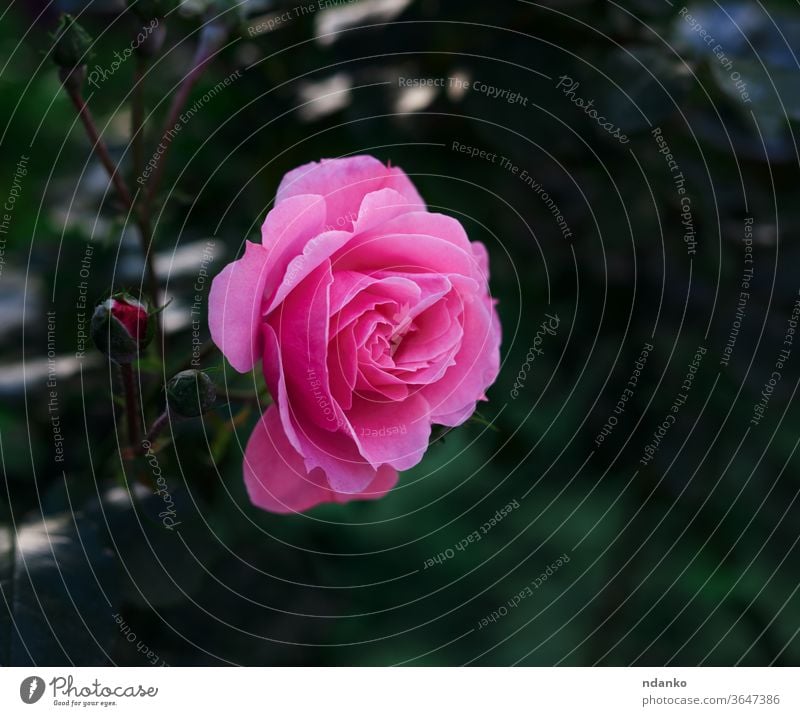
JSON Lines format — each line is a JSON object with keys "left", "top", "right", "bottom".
{"left": 20, "top": 676, "right": 44, "bottom": 705}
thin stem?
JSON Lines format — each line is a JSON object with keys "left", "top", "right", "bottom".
{"left": 145, "top": 410, "right": 170, "bottom": 446}
{"left": 143, "top": 24, "right": 226, "bottom": 214}
{"left": 61, "top": 68, "right": 162, "bottom": 341}
{"left": 135, "top": 214, "right": 163, "bottom": 357}
{"left": 121, "top": 409, "right": 170, "bottom": 460}
{"left": 61, "top": 67, "right": 134, "bottom": 210}
{"left": 132, "top": 54, "right": 146, "bottom": 192}
{"left": 129, "top": 56, "right": 163, "bottom": 353}
{"left": 120, "top": 363, "right": 142, "bottom": 448}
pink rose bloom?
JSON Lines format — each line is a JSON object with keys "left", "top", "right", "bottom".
{"left": 209, "top": 156, "right": 500, "bottom": 513}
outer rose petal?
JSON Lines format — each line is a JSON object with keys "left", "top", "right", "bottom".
{"left": 354, "top": 211, "right": 486, "bottom": 281}
{"left": 333, "top": 230, "right": 478, "bottom": 277}
{"left": 269, "top": 261, "right": 342, "bottom": 434}
{"left": 244, "top": 405, "right": 398, "bottom": 514}
{"left": 265, "top": 228, "right": 351, "bottom": 315}
{"left": 208, "top": 241, "right": 269, "bottom": 373}
{"left": 351, "top": 188, "right": 423, "bottom": 234}
{"left": 424, "top": 292, "right": 502, "bottom": 426}
{"left": 347, "top": 393, "right": 432, "bottom": 471}
{"left": 263, "top": 321, "right": 390, "bottom": 495}
{"left": 470, "top": 240, "right": 491, "bottom": 282}
{"left": 259, "top": 193, "right": 328, "bottom": 306}
{"left": 262, "top": 192, "right": 442, "bottom": 317}
{"left": 276, "top": 156, "right": 425, "bottom": 229}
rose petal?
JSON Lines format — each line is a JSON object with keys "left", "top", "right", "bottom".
{"left": 471, "top": 240, "right": 491, "bottom": 282}
{"left": 264, "top": 188, "right": 439, "bottom": 317}
{"left": 244, "top": 405, "right": 398, "bottom": 514}
{"left": 331, "top": 274, "right": 452, "bottom": 335}
{"left": 259, "top": 193, "right": 327, "bottom": 303}
{"left": 263, "top": 316, "right": 385, "bottom": 495}
{"left": 328, "top": 270, "right": 375, "bottom": 315}
{"left": 356, "top": 211, "right": 487, "bottom": 281}
{"left": 333, "top": 294, "right": 398, "bottom": 338}
{"left": 356, "top": 362, "right": 410, "bottom": 401}
{"left": 327, "top": 323, "right": 358, "bottom": 410}
{"left": 394, "top": 296, "right": 463, "bottom": 371}
{"left": 351, "top": 188, "right": 423, "bottom": 235}
{"left": 333, "top": 231, "right": 478, "bottom": 277}
{"left": 268, "top": 261, "right": 343, "bottom": 434}
{"left": 276, "top": 156, "right": 425, "bottom": 229}
{"left": 244, "top": 405, "right": 337, "bottom": 513}
{"left": 265, "top": 228, "right": 352, "bottom": 315}
{"left": 347, "top": 393, "right": 432, "bottom": 470}
{"left": 208, "top": 241, "right": 270, "bottom": 373}
{"left": 424, "top": 293, "right": 501, "bottom": 426}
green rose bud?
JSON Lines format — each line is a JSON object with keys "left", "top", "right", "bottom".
{"left": 166, "top": 370, "right": 216, "bottom": 417}
{"left": 51, "top": 14, "right": 93, "bottom": 69}
{"left": 91, "top": 293, "right": 153, "bottom": 364}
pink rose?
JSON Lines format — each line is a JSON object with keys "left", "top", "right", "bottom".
{"left": 209, "top": 156, "right": 501, "bottom": 513}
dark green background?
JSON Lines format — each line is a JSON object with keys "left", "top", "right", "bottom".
{"left": 1, "top": 0, "right": 800, "bottom": 665}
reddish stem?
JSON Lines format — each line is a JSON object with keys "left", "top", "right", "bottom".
{"left": 61, "top": 67, "right": 134, "bottom": 210}
{"left": 61, "top": 68, "right": 162, "bottom": 342}
{"left": 143, "top": 24, "right": 226, "bottom": 215}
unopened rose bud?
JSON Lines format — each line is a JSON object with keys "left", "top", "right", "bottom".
{"left": 166, "top": 370, "right": 216, "bottom": 417}
{"left": 91, "top": 293, "right": 153, "bottom": 364}
{"left": 51, "top": 14, "right": 93, "bottom": 69}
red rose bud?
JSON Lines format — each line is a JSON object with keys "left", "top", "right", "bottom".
{"left": 166, "top": 370, "right": 216, "bottom": 417}
{"left": 91, "top": 293, "right": 153, "bottom": 363}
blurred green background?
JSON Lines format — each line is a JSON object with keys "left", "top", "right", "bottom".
{"left": 2, "top": 0, "right": 800, "bottom": 666}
